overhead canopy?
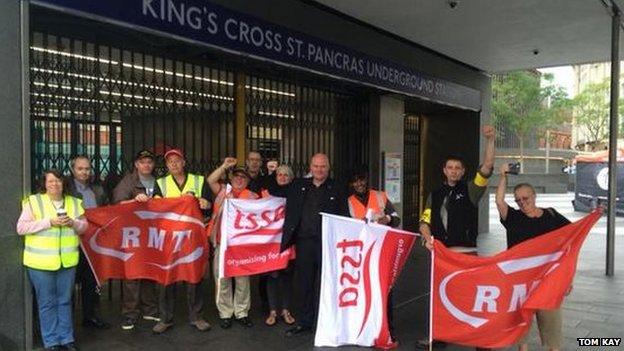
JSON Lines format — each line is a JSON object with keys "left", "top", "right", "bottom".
{"left": 315, "top": 0, "right": 619, "bottom": 72}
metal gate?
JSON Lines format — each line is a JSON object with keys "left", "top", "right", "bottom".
{"left": 403, "top": 115, "right": 420, "bottom": 232}
{"left": 29, "top": 31, "right": 369, "bottom": 186}
{"left": 245, "top": 74, "right": 369, "bottom": 178}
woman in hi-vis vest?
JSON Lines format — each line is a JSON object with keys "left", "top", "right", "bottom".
{"left": 17, "top": 169, "right": 88, "bottom": 351}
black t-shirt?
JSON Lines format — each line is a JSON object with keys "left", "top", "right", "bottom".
{"left": 501, "top": 207, "right": 571, "bottom": 248}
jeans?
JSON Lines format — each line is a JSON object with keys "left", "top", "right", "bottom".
{"left": 28, "top": 267, "right": 76, "bottom": 348}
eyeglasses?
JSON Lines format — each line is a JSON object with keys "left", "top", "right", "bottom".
{"left": 514, "top": 196, "right": 532, "bottom": 203}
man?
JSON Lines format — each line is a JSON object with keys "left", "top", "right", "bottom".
{"left": 152, "top": 148, "right": 212, "bottom": 334}
{"left": 270, "top": 153, "right": 349, "bottom": 336}
{"left": 206, "top": 157, "right": 258, "bottom": 329}
{"left": 67, "top": 155, "right": 110, "bottom": 330}
{"left": 348, "top": 168, "right": 400, "bottom": 227}
{"left": 245, "top": 151, "right": 265, "bottom": 194}
{"left": 416, "top": 125, "right": 496, "bottom": 350}
{"left": 347, "top": 168, "right": 401, "bottom": 343}
{"left": 112, "top": 150, "right": 160, "bottom": 330}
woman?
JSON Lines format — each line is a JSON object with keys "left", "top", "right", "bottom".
{"left": 495, "top": 163, "right": 570, "bottom": 351}
{"left": 262, "top": 164, "right": 296, "bottom": 326}
{"left": 17, "top": 169, "right": 88, "bottom": 351}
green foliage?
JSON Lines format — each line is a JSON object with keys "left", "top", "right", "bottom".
{"left": 572, "top": 79, "right": 622, "bottom": 144}
{"left": 492, "top": 71, "right": 572, "bottom": 142}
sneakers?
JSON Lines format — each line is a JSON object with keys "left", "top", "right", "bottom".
{"left": 142, "top": 314, "right": 161, "bottom": 322}
{"left": 236, "top": 316, "right": 253, "bottom": 328}
{"left": 219, "top": 318, "right": 232, "bottom": 329}
{"left": 191, "top": 319, "right": 211, "bottom": 331}
{"left": 121, "top": 318, "right": 135, "bottom": 330}
{"left": 152, "top": 321, "right": 173, "bottom": 334}
{"left": 82, "top": 317, "right": 111, "bottom": 329}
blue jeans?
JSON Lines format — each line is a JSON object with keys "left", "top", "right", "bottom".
{"left": 28, "top": 267, "right": 76, "bottom": 348}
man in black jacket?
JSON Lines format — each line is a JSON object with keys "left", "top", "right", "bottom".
{"left": 67, "top": 155, "right": 110, "bottom": 330}
{"left": 270, "top": 153, "right": 349, "bottom": 337}
{"left": 416, "top": 125, "right": 496, "bottom": 350}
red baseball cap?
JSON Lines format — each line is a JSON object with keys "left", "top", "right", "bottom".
{"left": 164, "top": 148, "right": 185, "bottom": 160}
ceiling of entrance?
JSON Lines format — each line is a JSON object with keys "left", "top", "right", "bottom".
{"left": 314, "top": 0, "right": 620, "bottom": 72}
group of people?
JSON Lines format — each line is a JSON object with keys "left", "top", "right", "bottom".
{"left": 17, "top": 125, "right": 572, "bottom": 351}
{"left": 17, "top": 148, "right": 402, "bottom": 350}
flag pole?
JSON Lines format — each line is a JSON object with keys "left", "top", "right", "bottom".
{"left": 429, "top": 238, "right": 434, "bottom": 351}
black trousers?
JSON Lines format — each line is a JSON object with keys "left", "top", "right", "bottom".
{"left": 294, "top": 237, "right": 322, "bottom": 328}
{"left": 76, "top": 249, "right": 99, "bottom": 321}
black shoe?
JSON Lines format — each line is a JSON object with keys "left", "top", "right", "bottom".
{"left": 415, "top": 339, "right": 447, "bottom": 349}
{"left": 62, "top": 342, "right": 79, "bottom": 351}
{"left": 121, "top": 317, "right": 135, "bottom": 330}
{"left": 219, "top": 318, "right": 232, "bottom": 329}
{"left": 82, "top": 317, "right": 111, "bottom": 329}
{"left": 285, "top": 325, "right": 312, "bottom": 337}
{"left": 236, "top": 316, "right": 253, "bottom": 328}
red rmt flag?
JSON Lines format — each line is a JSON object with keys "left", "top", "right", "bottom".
{"left": 431, "top": 210, "right": 601, "bottom": 349}
{"left": 81, "top": 197, "right": 209, "bottom": 286}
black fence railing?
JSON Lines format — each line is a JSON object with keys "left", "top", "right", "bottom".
{"left": 30, "top": 31, "right": 369, "bottom": 188}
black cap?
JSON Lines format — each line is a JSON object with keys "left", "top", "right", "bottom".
{"left": 135, "top": 149, "right": 155, "bottom": 161}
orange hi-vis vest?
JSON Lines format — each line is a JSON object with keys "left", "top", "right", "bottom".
{"left": 207, "top": 187, "right": 257, "bottom": 246}
{"left": 348, "top": 190, "right": 388, "bottom": 219}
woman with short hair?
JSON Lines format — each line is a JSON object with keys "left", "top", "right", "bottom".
{"left": 495, "top": 163, "right": 571, "bottom": 351}
{"left": 262, "top": 164, "right": 296, "bottom": 326}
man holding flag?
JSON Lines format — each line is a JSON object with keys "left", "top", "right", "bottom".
{"left": 417, "top": 125, "right": 496, "bottom": 350}
{"left": 347, "top": 167, "right": 401, "bottom": 343}
{"left": 270, "top": 153, "right": 349, "bottom": 337}
{"left": 152, "top": 148, "right": 212, "bottom": 334}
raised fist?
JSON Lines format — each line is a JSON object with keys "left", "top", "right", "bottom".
{"left": 222, "top": 157, "right": 238, "bottom": 168}
{"left": 483, "top": 125, "right": 496, "bottom": 140}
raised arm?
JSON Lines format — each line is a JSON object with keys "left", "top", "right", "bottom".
{"left": 480, "top": 125, "right": 496, "bottom": 177}
{"left": 207, "top": 157, "right": 237, "bottom": 195}
{"left": 496, "top": 163, "right": 510, "bottom": 221}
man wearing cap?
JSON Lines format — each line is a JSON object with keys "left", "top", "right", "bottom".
{"left": 112, "top": 150, "right": 160, "bottom": 330}
{"left": 347, "top": 168, "right": 400, "bottom": 343}
{"left": 66, "top": 155, "right": 111, "bottom": 330}
{"left": 152, "top": 148, "right": 212, "bottom": 334}
{"left": 206, "top": 157, "right": 258, "bottom": 329}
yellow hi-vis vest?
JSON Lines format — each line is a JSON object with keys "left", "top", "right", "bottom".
{"left": 156, "top": 173, "right": 204, "bottom": 198}
{"left": 22, "top": 194, "right": 84, "bottom": 271}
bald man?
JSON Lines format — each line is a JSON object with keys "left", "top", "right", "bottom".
{"left": 268, "top": 153, "right": 349, "bottom": 336}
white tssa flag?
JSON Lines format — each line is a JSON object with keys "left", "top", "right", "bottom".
{"left": 314, "top": 213, "right": 417, "bottom": 349}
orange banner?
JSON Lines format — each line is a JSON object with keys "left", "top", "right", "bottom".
{"left": 432, "top": 210, "right": 601, "bottom": 348}
{"left": 82, "top": 197, "right": 208, "bottom": 286}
